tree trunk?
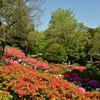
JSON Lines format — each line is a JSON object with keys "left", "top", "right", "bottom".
{"left": 90, "top": 54, "right": 93, "bottom": 63}
{"left": 24, "top": 40, "right": 28, "bottom": 56}
{"left": 68, "top": 60, "right": 71, "bottom": 67}
{"left": 0, "top": 42, "right": 6, "bottom": 61}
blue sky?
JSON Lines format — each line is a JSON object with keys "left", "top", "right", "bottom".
{"left": 39, "top": 0, "right": 100, "bottom": 31}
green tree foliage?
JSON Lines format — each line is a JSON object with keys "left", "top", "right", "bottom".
{"left": 42, "top": 8, "right": 90, "bottom": 63}
{"left": 27, "top": 30, "right": 39, "bottom": 54}
{"left": 48, "top": 8, "right": 77, "bottom": 46}
{"left": 74, "top": 23, "right": 92, "bottom": 53}
{"left": 87, "top": 27, "right": 97, "bottom": 37}
{"left": 0, "top": 0, "right": 45, "bottom": 59}
{"left": 66, "top": 23, "right": 92, "bottom": 64}
{"left": 67, "top": 41, "right": 86, "bottom": 63}
{"left": 44, "top": 43, "right": 68, "bottom": 63}
{"left": 35, "top": 8, "right": 100, "bottom": 64}
{"left": 42, "top": 8, "right": 78, "bottom": 63}
{"left": 27, "top": 30, "right": 47, "bottom": 54}
{"left": 36, "top": 32, "right": 47, "bottom": 54}
{"left": 89, "top": 26, "right": 100, "bottom": 60}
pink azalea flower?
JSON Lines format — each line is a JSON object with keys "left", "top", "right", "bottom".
{"left": 42, "top": 63, "right": 49, "bottom": 70}
{"left": 78, "top": 87, "right": 86, "bottom": 92}
{"left": 33, "top": 59, "right": 37, "bottom": 63}
{"left": 36, "top": 61, "right": 42, "bottom": 67}
{"left": 5, "top": 47, "right": 25, "bottom": 58}
{"left": 72, "top": 66, "right": 86, "bottom": 72}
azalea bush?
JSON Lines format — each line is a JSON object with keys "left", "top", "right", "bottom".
{"left": 4, "top": 47, "right": 25, "bottom": 59}
{"left": 0, "top": 64, "right": 100, "bottom": 99}
{"left": 2, "top": 47, "right": 100, "bottom": 99}
{"left": 48, "top": 67, "right": 61, "bottom": 74}
{"left": 4, "top": 47, "right": 50, "bottom": 71}
{"left": 49, "top": 63, "right": 70, "bottom": 74}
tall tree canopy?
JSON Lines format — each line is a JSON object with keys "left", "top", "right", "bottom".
{"left": 42, "top": 8, "right": 91, "bottom": 64}
{"left": 47, "top": 8, "right": 78, "bottom": 46}
{"left": 89, "top": 27, "right": 100, "bottom": 58}
{"left": 0, "top": 0, "right": 45, "bottom": 60}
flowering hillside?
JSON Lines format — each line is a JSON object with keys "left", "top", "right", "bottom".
{"left": 1, "top": 47, "right": 100, "bottom": 99}
{"left": 4, "top": 47, "right": 49, "bottom": 70}
{"left": 0, "top": 64, "right": 100, "bottom": 100}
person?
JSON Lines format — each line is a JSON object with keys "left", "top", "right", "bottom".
{"left": 32, "top": 64, "right": 37, "bottom": 70}
{"left": 73, "top": 81, "right": 82, "bottom": 87}
{"left": 17, "top": 59, "right": 22, "bottom": 64}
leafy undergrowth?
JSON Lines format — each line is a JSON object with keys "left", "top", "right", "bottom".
{"left": 0, "top": 64, "right": 100, "bottom": 100}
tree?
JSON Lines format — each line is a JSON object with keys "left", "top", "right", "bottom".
{"left": 43, "top": 8, "right": 91, "bottom": 63}
{"left": 42, "top": 8, "right": 78, "bottom": 63}
{"left": 66, "top": 23, "right": 92, "bottom": 64}
{"left": 89, "top": 26, "right": 100, "bottom": 61}
{"left": 27, "top": 30, "right": 41, "bottom": 54}
{"left": 87, "top": 27, "right": 96, "bottom": 37}
{"left": 35, "top": 32, "right": 47, "bottom": 54}
{"left": 0, "top": 0, "right": 45, "bottom": 60}
{"left": 67, "top": 41, "right": 86, "bottom": 64}
{"left": 44, "top": 43, "right": 68, "bottom": 63}
{"left": 43, "top": 8, "right": 92, "bottom": 64}
{"left": 47, "top": 8, "right": 78, "bottom": 46}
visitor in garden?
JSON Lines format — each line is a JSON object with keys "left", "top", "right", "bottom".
{"left": 17, "top": 59, "right": 22, "bottom": 64}
{"left": 32, "top": 64, "right": 37, "bottom": 70}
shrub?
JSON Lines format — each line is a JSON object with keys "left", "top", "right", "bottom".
{"left": 71, "top": 69, "right": 80, "bottom": 75}
{"left": 37, "top": 57, "right": 43, "bottom": 62}
{"left": 0, "top": 64, "right": 100, "bottom": 99}
{"left": 73, "top": 63, "right": 80, "bottom": 66}
{"left": 48, "top": 68, "right": 61, "bottom": 74}
{"left": 60, "top": 67, "right": 68, "bottom": 74}
{"left": 43, "top": 60, "right": 48, "bottom": 64}
{"left": 86, "top": 63, "right": 94, "bottom": 70}
{"left": 0, "top": 90, "right": 13, "bottom": 100}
